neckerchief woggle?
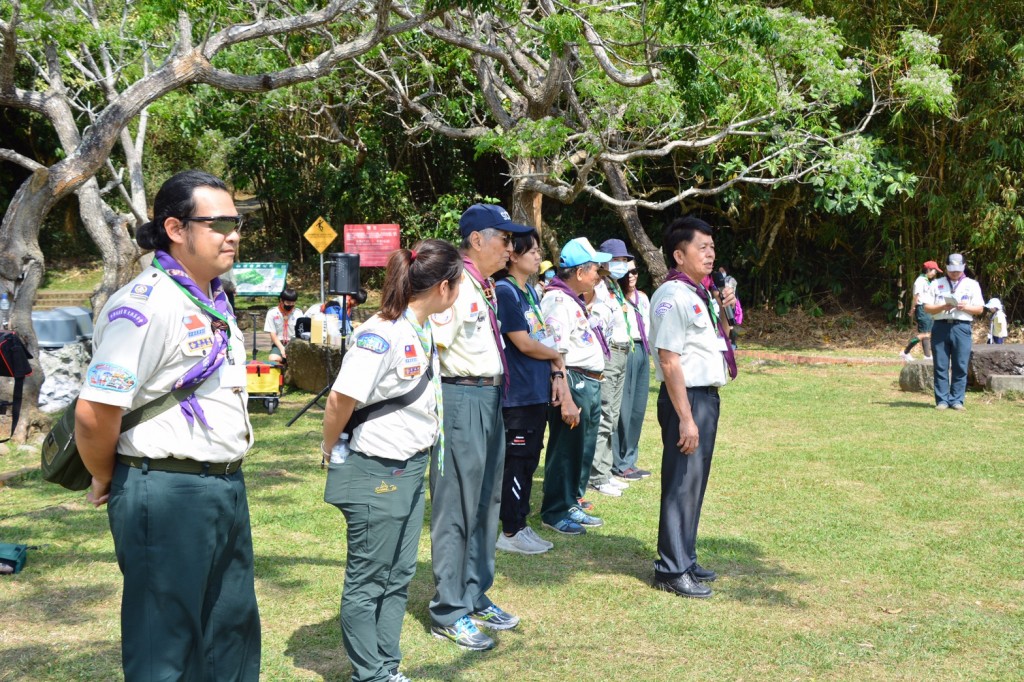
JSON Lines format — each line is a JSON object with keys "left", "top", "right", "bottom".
{"left": 402, "top": 309, "right": 446, "bottom": 475}
{"left": 663, "top": 269, "right": 737, "bottom": 379}
{"left": 153, "top": 250, "right": 234, "bottom": 428}
{"left": 461, "top": 257, "right": 510, "bottom": 392}
{"left": 545, "top": 276, "right": 611, "bottom": 358}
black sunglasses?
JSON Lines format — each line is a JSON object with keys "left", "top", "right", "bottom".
{"left": 183, "top": 215, "right": 244, "bottom": 236}
{"left": 627, "top": 269, "right": 638, "bottom": 276}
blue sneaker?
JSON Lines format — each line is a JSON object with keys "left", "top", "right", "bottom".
{"left": 543, "top": 517, "right": 586, "bottom": 535}
{"left": 431, "top": 615, "right": 495, "bottom": 651}
{"left": 568, "top": 505, "right": 604, "bottom": 527}
{"left": 470, "top": 604, "right": 520, "bottom": 631}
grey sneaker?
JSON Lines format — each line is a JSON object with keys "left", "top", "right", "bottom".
{"left": 951, "top": 403, "right": 965, "bottom": 411}
{"left": 470, "top": 604, "right": 520, "bottom": 631}
{"left": 935, "top": 403, "right": 949, "bottom": 410}
{"left": 431, "top": 615, "right": 495, "bottom": 651}
{"left": 496, "top": 528, "right": 548, "bottom": 555}
{"left": 389, "top": 671, "right": 412, "bottom": 682}
{"left": 522, "top": 526, "right": 553, "bottom": 549}
{"left": 568, "top": 505, "right": 604, "bottom": 527}
{"left": 589, "top": 481, "right": 622, "bottom": 497}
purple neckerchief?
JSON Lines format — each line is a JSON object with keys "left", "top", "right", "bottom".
{"left": 154, "top": 250, "right": 233, "bottom": 429}
{"left": 462, "top": 257, "right": 509, "bottom": 391}
{"left": 628, "top": 290, "right": 651, "bottom": 354}
{"left": 663, "top": 269, "right": 737, "bottom": 379}
{"left": 546, "top": 276, "right": 611, "bottom": 358}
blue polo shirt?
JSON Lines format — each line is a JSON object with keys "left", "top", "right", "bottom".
{"left": 496, "top": 278, "right": 551, "bottom": 408}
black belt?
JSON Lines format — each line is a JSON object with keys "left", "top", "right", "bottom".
{"left": 609, "top": 342, "right": 630, "bottom": 351}
{"left": 567, "top": 366, "right": 604, "bottom": 381}
{"left": 687, "top": 385, "right": 720, "bottom": 395}
{"left": 117, "top": 454, "right": 243, "bottom": 476}
{"left": 935, "top": 319, "right": 971, "bottom": 325}
{"left": 440, "top": 375, "right": 502, "bottom": 387}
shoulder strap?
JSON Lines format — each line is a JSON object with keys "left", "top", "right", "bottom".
{"left": 119, "top": 374, "right": 215, "bottom": 433}
{"left": 343, "top": 365, "right": 434, "bottom": 437}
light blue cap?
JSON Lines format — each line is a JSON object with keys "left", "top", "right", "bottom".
{"left": 559, "top": 238, "right": 612, "bottom": 268}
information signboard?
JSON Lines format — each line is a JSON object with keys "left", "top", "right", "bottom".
{"left": 304, "top": 217, "right": 338, "bottom": 254}
{"left": 343, "top": 224, "right": 401, "bottom": 267}
{"left": 232, "top": 262, "right": 289, "bottom": 297}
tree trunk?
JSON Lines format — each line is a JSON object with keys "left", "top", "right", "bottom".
{"left": 76, "top": 179, "right": 140, "bottom": 313}
{"left": 601, "top": 160, "right": 666, "bottom": 282}
{"left": 0, "top": 169, "right": 56, "bottom": 441}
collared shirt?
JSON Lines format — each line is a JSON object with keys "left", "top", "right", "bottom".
{"left": 593, "top": 280, "right": 630, "bottom": 344}
{"left": 627, "top": 290, "right": 650, "bottom": 342}
{"left": 333, "top": 314, "right": 440, "bottom": 461}
{"left": 431, "top": 270, "right": 502, "bottom": 378}
{"left": 80, "top": 266, "right": 253, "bottom": 463}
{"left": 928, "top": 276, "right": 984, "bottom": 322}
{"left": 650, "top": 279, "right": 728, "bottom": 387}
{"left": 541, "top": 289, "right": 605, "bottom": 372}
{"left": 264, "top": 306, "right": 296, "bottom": 342}
{"left": 912, "top": 274, "right": 930, "bottom": 305}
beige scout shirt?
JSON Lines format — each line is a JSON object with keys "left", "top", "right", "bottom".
{"left": 628, "top": 290, "right": 651, "bottom": 342}
{"left": 593, "top": 280, "right": 631, "bottom": 345}
{"left": 80, "top": 266, "right": 253, "bottom": 463}
{"left": 541, "top": 289, "right": 605, "bottom": 372}
{"left": 430, "top": 271, "right": 502, "bottom": 378}
{"left": 332, "top": 314, "right": 440, "bottom": 460}
{"left": 928, "top": 276, "right": 984, "bottom": 322}
{"left": 650, "top": 280, "right": 728, "bottom": 387}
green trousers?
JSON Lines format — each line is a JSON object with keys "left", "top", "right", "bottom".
{"left": 107, "top": 462, "right": 261, "bottom": 682}
{"left": 542, "top": 371, "right": 602, "bottom": 525}
{"left": 326, "top": 449, "right": 429, "bottom": 682}
{"left": 429, "top": 383, "right": 504, "bottom": 627}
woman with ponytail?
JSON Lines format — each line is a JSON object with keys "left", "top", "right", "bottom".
{"left": 322, "top": 239, "right": 462, "bottom": 682}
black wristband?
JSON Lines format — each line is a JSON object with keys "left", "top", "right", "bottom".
{"left": 551, "top": 371, "right": 565, "bottom": 379}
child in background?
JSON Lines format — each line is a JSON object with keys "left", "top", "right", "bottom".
{"left": 985, "top": 298, "right": 1008, "bottom": 344}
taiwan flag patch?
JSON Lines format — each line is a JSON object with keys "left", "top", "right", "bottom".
{"left": 405, "top": 344, "right": 416, "bottom": 358}
{"left": 692, "top": 304, "right": 703, "bottom": 315}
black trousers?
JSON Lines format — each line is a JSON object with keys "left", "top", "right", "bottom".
{"left": 499, "top": 403, "right": 548, "bottom": 535}
{"left": 654, "top": 383, "right": 720, "bottom": 578}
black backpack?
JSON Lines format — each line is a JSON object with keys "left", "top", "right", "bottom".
{"left": 0, "top": 331, "right": 34, "bottom": 443}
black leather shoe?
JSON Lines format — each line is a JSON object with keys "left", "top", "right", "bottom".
{"left": 653, "top": 572, "right": 713, "bottom": 598}
{"left": 692, "top": 563, "right": 717, "bottom": 582}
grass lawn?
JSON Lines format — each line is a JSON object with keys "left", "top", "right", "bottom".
{"left": 1, "top": 356, "right": 1021, "bottom": 681}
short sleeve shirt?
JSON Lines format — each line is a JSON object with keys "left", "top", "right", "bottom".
{"left": 928, "top": 276, "right": 984, "bottom": 322}
{"left": 649, "top": 280, "right": 728, "bottom": 387}
{"left": 430, "top": 271, "right": 502, "bottom": 378}
{"left": 912, "top": 275, "right": 930, "bottom": 304}
{"left": 496, "top": 279, "right": 551, "bottom": 407}
{"left": 628, "top": 290, "right": 651, "bottom": 342}
{"left": 264, "top": 306, "right": 296, "bottom": 342}
{"left": 80, "top": 266, "right": 253, "bottom": 463}
{"left": 541, "top": 288, "right": 605, "bottom": 372}
{"left": 593, "top": 281, "right": 630, "bottom": 345}
{"left": 332, "top": 314, "right": 440, "bottom": 460}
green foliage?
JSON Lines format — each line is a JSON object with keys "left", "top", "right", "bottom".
{"left": 475, "top": 118, "right": 574, "bottom": 161}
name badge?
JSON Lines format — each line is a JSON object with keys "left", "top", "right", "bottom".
{"left": 220, "top": 364, "right": 247, "bottom": 388}
{"left": 716, "top": 336, "right": 730, "bottom": 352}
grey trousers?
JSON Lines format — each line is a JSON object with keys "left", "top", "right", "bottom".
{"left": 588, "top": 345, "right": 628, "bottom": 489}
{"left": 429, "top": 383, "right": 504, "bottom": 627}
{"left": 613, "top": 344, "right": 650, "bottom": 474}
{"left": 653, "top": 384, "right": 720, "bottom": 578}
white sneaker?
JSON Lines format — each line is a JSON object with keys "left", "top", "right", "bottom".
{"left": 606, "top": 476, "right": 629, "bottom": 490}
{"left": 496, "top": 528, "right": 548, "bottom": 555}
{"left": 589, "top": 482, "right": 623, "bottom": 497}
{"left": 522, "top": 526, "right": 553, "bottom": 549}
{"left": 899, "top": 351, "right": 911, "bottom": 363}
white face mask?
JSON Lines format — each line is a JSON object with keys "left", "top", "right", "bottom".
{"left": 608, "top": 262, "right": 630, "bottom": 279}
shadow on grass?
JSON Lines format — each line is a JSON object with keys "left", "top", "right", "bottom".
{"left": 1, "top": 643, "right": 121, "bottom": 680}
{"left": 1, "top": 582, "right": 119, "bottom": 624}
{"left": 872, "top": 400, "right": 937, "bottom": 409}
{"left": 699, "top": 536, "right": 807, "bottom": 608}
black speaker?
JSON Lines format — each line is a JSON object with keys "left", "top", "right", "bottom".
{"left": 295, "top": 316, "right": 311, "bottom": 338}
{"left": 328, "top": 253, "right": 360, "bottom": 296}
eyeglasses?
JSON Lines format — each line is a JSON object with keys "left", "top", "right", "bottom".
{"left": 498, "top": 232, "right": 513, "bottom": 245}
{"left": 183, "top": 215, "right": 244, "bottom": 236}
{"left": 627, "top": 269, "right": 638, "bottom": 276}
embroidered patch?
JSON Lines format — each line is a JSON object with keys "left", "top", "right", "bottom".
{"left": 581, "top": 329, "right": 594, "bottom": 344}
{"left": 356, "top": 332, "right": 390, "bottom": 354}
{"left": 403, "top": 365, "right": 422, "bottom": 378}
{"left": 470, "top": 301, "right": 479, "bottom": 314}
{"left": 107, "top": 306, "right": 148, "bottom": 327}
{"left": 391, "top": 468, "right": 405, "bottom": 477}
{"left": 374, "top": 480, "right": 397, "bottom": 494}
{"left": 183, "top": 314, "right": 205, "bottom": 330}
{"left": 693, "top": 304, "right": 703, "bottom": 315}
{"left": 86, "top": 362, "right": 137, "bottom": 393}
{"left": 654, "top": 302, "right": 674, "bottom": 317}
{"left": 129, "top": 284, "right": 153, "bottom": 300}
{"left": 182, "top": 335, "right": 214, "bottom": 356}
{"left": 430, "top": 309, "right": 454, "bottom": 325}
{"left": 404, "top": 344, "right": 416, "bottom": 358}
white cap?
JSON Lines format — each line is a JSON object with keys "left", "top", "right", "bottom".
{"left": 945, "top": 253, "right": 966, "bottom": 273}
{"left": 984, "top": 298, "right": 1003, "bottom": 311}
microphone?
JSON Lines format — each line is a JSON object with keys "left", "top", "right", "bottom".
{"left": 710, "top": 271, "right": 737, "bottom": 326}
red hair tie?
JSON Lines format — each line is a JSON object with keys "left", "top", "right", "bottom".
{"left": 410, "top": 249, "right": 418, "bottom": 261}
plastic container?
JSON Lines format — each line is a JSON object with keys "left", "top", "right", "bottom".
{"left": 54, "top": 306, "right": 94, "bottom": 341}
{"left": 330, "top": 434, "right": 349, "bottom": 464}
{"left": 31, "top": 309, "right": 79, "bottom": 348}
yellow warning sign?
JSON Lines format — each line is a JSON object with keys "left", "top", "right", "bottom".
{"left": 304, "top": 217, "right": 337, "bottom": 254}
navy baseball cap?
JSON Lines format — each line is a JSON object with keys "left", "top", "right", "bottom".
{"left": 599, "top": 238, "right": 633, "bottom": 259}
{"left": 459, "top": 204, "right": 534, "bottom": 238}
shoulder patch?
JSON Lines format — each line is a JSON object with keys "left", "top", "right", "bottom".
{"left": 129, "top": 283, "right": 154, "bottom": 301}
{"left": 654, "top": 302, "right": 674, "bottom": 317}
{"left": 356, "top": 332, "right": 390, "bottom": 354}
{"left": 86, "top": 362, "right": 137, "bottom": 393}
{"left": 107, "top": 306, "right": 148, "bottom": 327}
{"left": 430, "top": 309, "right": 454, "bottom": 326}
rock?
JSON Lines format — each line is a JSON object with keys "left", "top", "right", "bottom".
{"left": 968, "top": 344, "right": 1024, "bottom": 388}
{"left": 986, "top": 374, "right": 1024, "bottom": 394}
{"left": 38, "top": 341, "right": 92, "bottom": 413}
{"left": 286, "top": 339, "right": 343, "bottom": 392}
{"left": 899, "top": 359, "right": 934, "bottom": 392}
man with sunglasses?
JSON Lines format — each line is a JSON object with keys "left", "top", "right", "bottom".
{"left": 265, "top": 287, "right": 299, "bottom": 362}
{"left": 75, "top": 170, "right": 260, "bottom": 680}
